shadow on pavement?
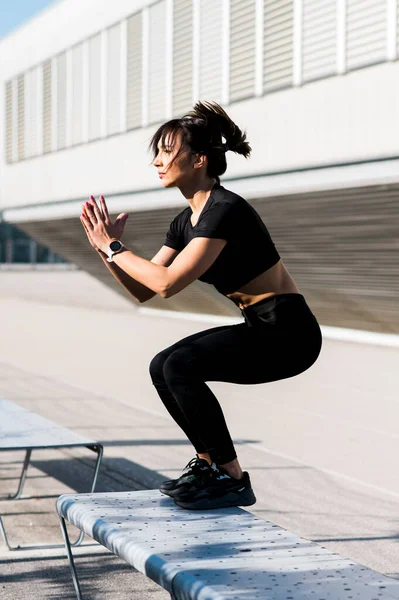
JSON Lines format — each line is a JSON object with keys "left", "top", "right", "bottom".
{"left": 1, "top": 551, "right": 169, "bottom": 599}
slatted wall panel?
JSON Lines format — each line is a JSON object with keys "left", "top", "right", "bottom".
{"left": 199, "top": 0, "right": 224, "bottom": 103}
{"left": 17, "top": 75, "right": 25, "bottom": 161}
{"left": 251, "top": 185, "right": 399, "bottom": 333}
{"left": 346, "top": 0, "right": 387, "bottom": 71}
{"left": 397, "top": 0, "right": 399, "bottom": 56}
{"left": 23, "top": 71, "right": 32, "bottom": 159}
{"left": 173, "top": 0, "right": 193, "bottom": 116}
{"left": 148, "top": 0, "right": 167, "bottom": 124}
{"left": 88, "top": 34, "right": 102, "bottom": 141}
{"left": 263, "top": 0, "right": 294, "bottom": 92}
{"left": 24, "top": 69, "right": 38, "bottom": 159}
{"left": 302, "top": 0, "right": 337, "bottom": 82}
{"left": 42, "top": 60, "right": 52, "bottom": 154}
{"left": 5, "top": 81, "right": 13, "bottom": 163}
{"left": 17, "top": 211, "right": 238, "bottom": 318}
{"left": 229, "top": 0, "right": 257, "bottom": 103}
{"left": 71, "top": 43, "right": 84, "bottom": 146}
{"left": 126, "top": 12, "right": 142, "bottom": 130}
{"left": 16, "top": 184, "right": 399, "bottom": 334}
{"left": 57, "top": 52, "right": 67, "bottom": 150}
{"left": 107, "top": 23, "right": 122, "bottom": 136}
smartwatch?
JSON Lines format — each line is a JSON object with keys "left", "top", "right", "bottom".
{"left": 106, "top": 240, "right": 125, "bottom": 262}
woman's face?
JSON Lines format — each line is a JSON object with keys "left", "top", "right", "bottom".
{"left": 153, "top": 131, "right": 195, "bottom": 188}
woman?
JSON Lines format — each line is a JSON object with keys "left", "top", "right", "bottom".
{"left": 80, "top": 101, "right": 322, "bottom": 510}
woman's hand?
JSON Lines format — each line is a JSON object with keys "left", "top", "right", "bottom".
{"left": 80, "top": 195, "right": 129, "bottom": 253}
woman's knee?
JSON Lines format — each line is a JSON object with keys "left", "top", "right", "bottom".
{"left": 163, "top": 346, "right": 199, "bottom": 385}
{"left": 149, "top": 350, "right": 170, "bottom": 383}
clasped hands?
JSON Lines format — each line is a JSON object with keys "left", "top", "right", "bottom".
{"left": 80, "top": 195, "right": 129, "bottom": 254}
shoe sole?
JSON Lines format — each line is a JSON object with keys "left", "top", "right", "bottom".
{"left": 159, "top": 487, "right": 174, "bottom": 497}
{"left": 174, "top": 488, "right": 256, "bottom": 510}
{"left": 160, "top": 484, "right": 199, "bottom": 498}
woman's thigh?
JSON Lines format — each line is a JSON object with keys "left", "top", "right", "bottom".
{"left": 153, "top": 324, "right": 236, "bottom": 361}
{"left": 166, "top": 323, "right": 314, "bottom": 386}
{"left": 149, "top": 324, "right": 240, "bottom": 379}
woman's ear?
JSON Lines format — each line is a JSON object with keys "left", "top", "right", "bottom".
{"left": 193, "top": 153, "right": 207, "bottom": 169}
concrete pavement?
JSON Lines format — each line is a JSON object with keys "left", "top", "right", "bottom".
{"left": 0, "top": 269, "right": 398, "bottom": 598}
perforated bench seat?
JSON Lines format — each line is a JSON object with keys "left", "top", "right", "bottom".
{"left": 0, "top": 397, "right": 99, "bottom": 451}
{"left": 57, "top": 489, "right": 399, "bottom": 600}
{"left": 0, "top": 397, "right": 103, "bottom": 550}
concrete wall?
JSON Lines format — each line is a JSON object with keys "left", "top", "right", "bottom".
{"left": 1, "top": 0, "right": 398, "bottom": 210}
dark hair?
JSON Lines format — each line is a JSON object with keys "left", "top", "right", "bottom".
{"left": 148, "top": 101, "right": 252, "bottom": 184}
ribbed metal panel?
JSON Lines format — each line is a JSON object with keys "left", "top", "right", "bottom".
{"left": 263, "top": 0, "right": 294, "bottom": 92}
{"left": 229, "top": 0, "right": 257, "bottom": 103}
{"left": 346, "top": 0, "right": 387, "bottom": 71}
{"left": 5, "top": 81, "right": 13, "bottom": 163}
{"left": 251, "top": 185, "right": 399, "bottom": 334}
{"left": 303, "top": 0, "right": 337, "bottom": 82}
{"left": 14, "top": 183, "right": 399, "bottom": 334}
{"left": 17, "top": 75, "right": 25, "bottom": 161}
{"left": 199, "top": 0, "right": 223, "bottom": 103}
{"left": 23, "top": 71, "right": 32, "bottom": 159}
{"left": 173, "top": 0, "right": 193, "bottom": 116}
{"left": 23, "top": 69, "right": 38, "bottom": 159}
{"left": 107, "top": 22, "right": 122, "bottom": 136}
{"left": 88, "top": 34, "right": 102, "bottom": 141}
{"left": 42, "top": 60, "right": 52, "bottom": 154}
{"left": 397, "top": 0, "right": 399, "bottom": 56}
{"left": 126, "top": 12, "right": 142, "bottom": 130}
{"left": 71, "top": 43, "right": 84, "bottom": 146}
{"left": 15, "top": 212, "right": 237, "bottom": 317}
{"left": 57, "top": 52, "right": 67, "bottom": 150}
{"left": 148, "top": 0, "right": 167, "bottom": 125}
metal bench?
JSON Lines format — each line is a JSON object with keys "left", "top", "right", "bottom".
{"left": 0, "top": 397, "right": 103, "bottom": 550}
{"left": 57, "top": 489, "right": 399, "bottom": 600}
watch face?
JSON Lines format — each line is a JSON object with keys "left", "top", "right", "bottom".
{"left": 110, "top": 240, "right": 122, "bottom": 251}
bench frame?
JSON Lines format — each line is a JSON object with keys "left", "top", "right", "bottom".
{"left": 0, "top": 442, "right": 103, "bottom": 551}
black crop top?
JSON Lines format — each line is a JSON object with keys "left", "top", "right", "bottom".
{"left": 164, "top": 183, "right": 280, "bottom": 295}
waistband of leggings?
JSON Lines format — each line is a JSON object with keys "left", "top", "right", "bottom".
{"left": 240, "top": 293, "right": 307, "bottom": 316}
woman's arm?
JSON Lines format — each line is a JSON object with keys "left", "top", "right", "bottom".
{"left": 83, "top": 196, "right": 226, "bottom": 300}
{"left": 80, "top": 196, "right": 179, "bottom": 303}
{"left": 112, "top": 236, "right": 226, "bottom": 298}
{"left": 96, "top": 249, "right": 155, "bottom": 303}
{"left": 97, "top": 244, "right": 180, "bottom": 304}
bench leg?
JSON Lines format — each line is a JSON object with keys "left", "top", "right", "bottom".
{"left": 0, "top": 445, "right": 103, "bottom": 551}
{"left": 0, "top": 449, "right": 32, "bottom": 501}
{"left": 70, "top": 444, "right": 104, "bottom": 549}
{"left": 87, "top": 444, "right": 103, "bottom": 493}
{"left": 59, "top": 515, "right": 83, "bottom": 600}
{"left": 13, "top": 449, "right": 32, "bottom": 499}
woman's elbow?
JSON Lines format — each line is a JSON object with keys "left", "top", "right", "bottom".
{"left": 161, "top": 276, "right": 187, "bottom": 298}
{"left": 161, "top": 289, "right": 171, "bottom": 299}
{"left": 162, "top": 285, "right": 178, "bottom": 299}
{"left": 137, "top": 290, "right": 157, "bottom": 303}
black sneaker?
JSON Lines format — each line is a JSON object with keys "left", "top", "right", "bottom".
{"left": 159, "top": 456, "right": 214, "bottom": 498}
{"left": 173, "top": 466, "right": 256, "bottom": 510}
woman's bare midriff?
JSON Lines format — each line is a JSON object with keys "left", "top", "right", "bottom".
{"left": 226, "top": 260, "right": 300, "bottom": 310}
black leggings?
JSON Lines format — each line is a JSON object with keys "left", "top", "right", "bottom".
{"left": 149, "top": 293, "right": 322, "bottom": 465}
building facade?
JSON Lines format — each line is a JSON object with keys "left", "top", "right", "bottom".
{"left": 1, "top": 0, "right": 398, "bottom": 332}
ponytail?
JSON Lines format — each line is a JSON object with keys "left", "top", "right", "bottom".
{"left": 184, "top": 101, "right": 252, "bottom": 159}
{"left": 149, "top": 100, "right": 252, "bottom": 183}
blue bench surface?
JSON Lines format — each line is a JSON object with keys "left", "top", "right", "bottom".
{"left": 57, "top": 489, "right": 399, "bottom": 600}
